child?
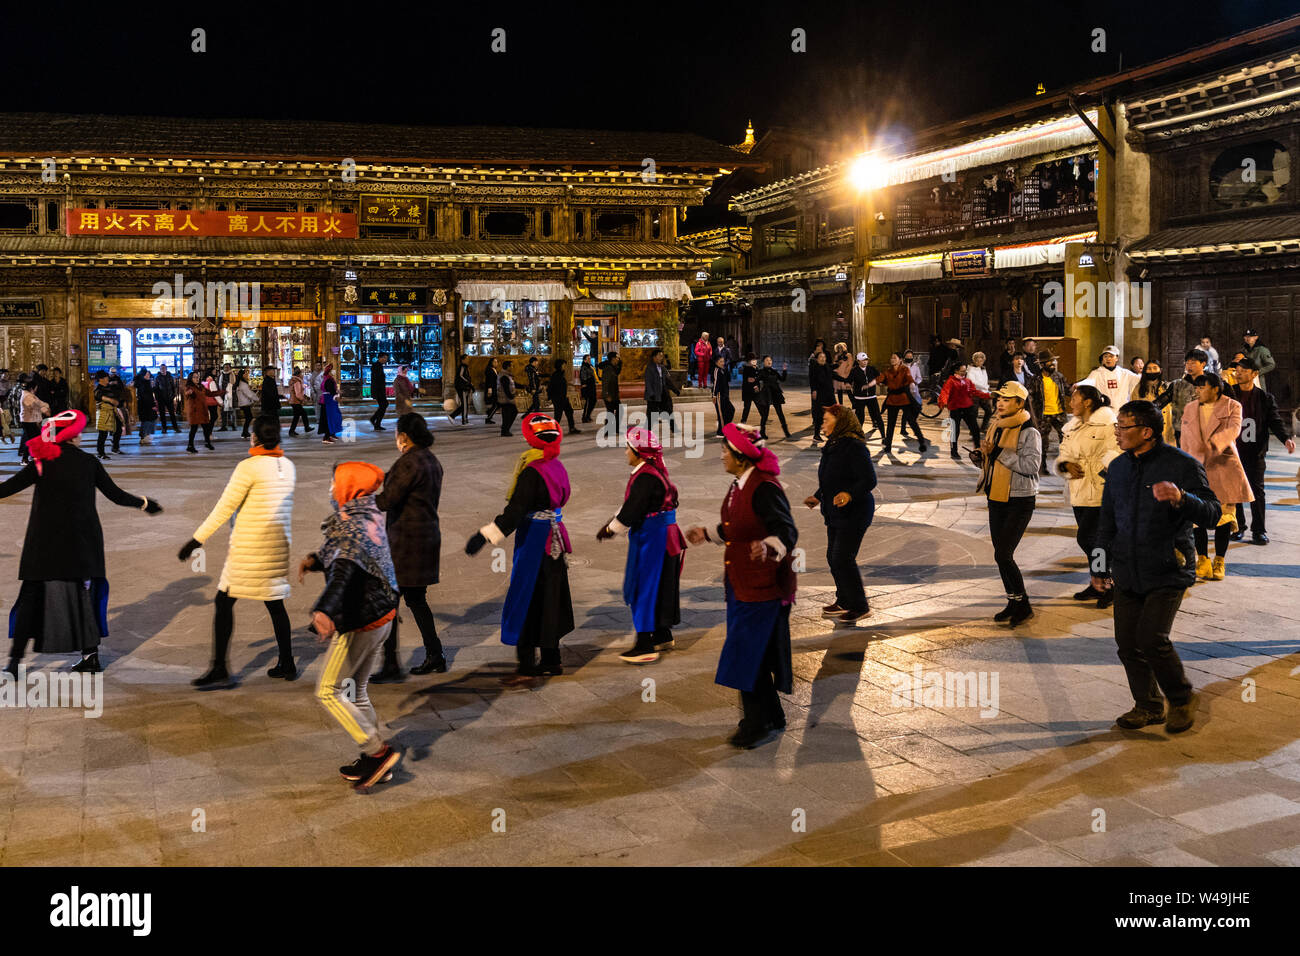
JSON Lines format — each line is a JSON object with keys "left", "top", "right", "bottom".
{"left": 300, "top": 461, "right": 403, "bottom": 791}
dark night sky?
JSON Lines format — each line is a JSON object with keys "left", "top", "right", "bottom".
{"left": 5, "top": 0, "right": 1300, "bottom": 148}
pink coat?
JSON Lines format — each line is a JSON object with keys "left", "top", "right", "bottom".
{"left": 1179, "top": 396, "right": 1254, "bottom": 505}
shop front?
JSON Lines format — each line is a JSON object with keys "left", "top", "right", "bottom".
{"left": 572, "top": 298, "right": 675, "bottom": 385}
{"left": 338, "top": 312, "right": 446, "bottom": 399}
{"left": 453, "top": 280, "right": 569, "bottom": 396}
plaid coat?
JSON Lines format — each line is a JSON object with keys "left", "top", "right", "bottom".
{"left": 376, "top": 445, "right": 443, "bottom": 587}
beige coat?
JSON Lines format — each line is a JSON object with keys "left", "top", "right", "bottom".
{"left": 192, "top": 454, "right": 296, "bottom": 600}
{"left": 1055, "top": 405, "right": 1120, "bottom": 508}
{"left": 1180, "top": 397, "right": 1253, "bottom": 506}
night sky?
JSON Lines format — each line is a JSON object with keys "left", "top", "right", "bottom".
{"left": 5, "top": 0, "right": 1299, "bottom": 149}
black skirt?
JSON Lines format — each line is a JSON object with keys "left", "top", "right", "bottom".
{"left": 8, "top": 578, "right": 109, "bottom": 653}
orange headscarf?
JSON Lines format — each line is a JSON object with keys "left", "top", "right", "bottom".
{"left": 332, "top": 461, "right": 385, "bottom": 506}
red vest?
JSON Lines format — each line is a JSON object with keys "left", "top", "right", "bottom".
{"left": 722, "top": 473, "right": 796, "bottom": 602}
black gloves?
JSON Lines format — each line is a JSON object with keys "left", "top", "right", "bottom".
{"left": 144, "top": 499, "right": 163, "bottom": 515}
{"left": 596, "top": 525, "right": 616, "bottom": 542}
{"left": 465, "top": 531, "right": 487, "bottom": 556}
{"left": 178, "top": 538, "right": 201, "bottom": 561}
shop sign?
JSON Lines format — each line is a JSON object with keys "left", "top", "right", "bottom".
{"left": 361, "top": 287, "right": 427, "bottom": 308}
{"left": 87, "top": 332, "right": 119, "bottom": 368}
{"left": 695, "top": 270, "right": 709, "bottom": 281}
{"left": 326, "top": 322, "right": 337, "bottom": 332}
{"left": 258, "top": 284, "right": 304, "bottom": 307}
{"left": 359, "top": 195, "right": 428, "bottom": 227}
{"left": 949, "top": 249, "right": 991, "bottom": 278}
{"left": 67, "top": 209, "right": 358, "bottom": 238}
{"left": 136, "top": 328, "right": 194, "bottom": 346}
{"left": 0, "top": 299, "right": 43, "bottom": 318}
{"left": 834, "top": 270, "right": 848, "bottom": 282}
{"left": 580, "top": 269, "right": 628, "bottom": 288}
{"left": 959, "top": 313, "right": 973, "bottom": 339}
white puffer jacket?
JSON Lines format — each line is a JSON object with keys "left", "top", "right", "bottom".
{"left": 1055, "top": 405, "right": 1120, "bottom": 508}
{"left": 192, "top": 454, "right": 296, "bottom": 600}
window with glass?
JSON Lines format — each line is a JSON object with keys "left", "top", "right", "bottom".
{"left": 1210, "top": 140, "right": 1290, "bottom": 208}
{"left": 220, "top": 326, "right": 264, "bottom": 384}
{"left": 461, "top": 300, "right": 551, "bottom": 357}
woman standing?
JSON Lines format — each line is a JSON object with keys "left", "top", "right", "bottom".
{"left": 1135, "top": 359, "right": 1174, "bottom": 442}
{"left": 179, "top": 416, "right": 296, "bottom": 687}
{"left": 2, "top": 410, "right": 163, "bottom": 676}
{"left": 454, "top": 357, "right": 472, "bottom": 424}
{"left": 134, "top": 369, "right": 158, "bottom": 446}
{"left": 578, "top": 354, "right": 598, "bottom": 424}
{"left": 831, "top": 343, "right": 853, "bottom": 406}
{"left": 203, "top": 369, "right": 222, "bottom": 436}
{"left": 372, "top": 413, "right": 448, "bottom": 679}
{"left": 937, "top": 362, "right": 988, "bottom": 461}
{"left": 182, "top": 370, "right": 215, "bottom": 453}
{"left": 318, "top": 363, "right": 341, "bottom": 444}
{"left": 287, "top": 367, "right": 312, "bottom": 436}
{"left": 881, "top": 352, "right": 926, "bottom": 454}
{"left": 393, "top": 365, "right": 415, "bottom": 417}
{"left": 1180, "top": 373, "right": 1252, "bottom": 581}
{"left": 21, "top": 373, "right": 51, "bottom": 463}
{"left": 693, "top": 332, "right": 713, "bottom": 389}
{"left": 755, "top": 356, "right": 791, "bottom": 440}
{"left": 235, "top": 370, "right": 257, "bottom": 438}
{"left": 482, "top": 357, "right": 500, "bottom": 426}
{"left": 975, "top": 381, "right": 1042, "bottom": 626}
{"left": 596, "top": 426, "right": 686, "bottom": 664}
{"left": 809, "top": 351, "right": 836, "bottom": 442}
{"left": 712, "top": 353, "right": 735, "bottom": 436}
{"left": 968, "top": 351, "right": 994, "bottom": 431}
{"left": 803, "top": 405, "right": 876, "bottom": 624}
{"left": 1055, "top": 385, "right": 1119, "bottom": 608}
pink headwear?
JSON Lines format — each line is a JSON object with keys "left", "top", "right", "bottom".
{"left": 27, "top": 409, "right": 88, "bottom": 475}
{"left": 722, "top": 423, "right": 780, "bottom": 475}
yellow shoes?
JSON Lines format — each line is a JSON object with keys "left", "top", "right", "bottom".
{"left": 1196, "top": 556, "right": 1213, "bottom": 579}
{"left": 1211, "top": 556, "right": 1226, "bottom": 581}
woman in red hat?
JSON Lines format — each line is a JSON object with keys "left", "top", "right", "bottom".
{"left": 685, "top": 423, "right": 798, "bottom": 749}
{"left": 465, "top": 412, "right": 574, "bottom": 686}
{"left": 597, "top": 426, "right": 686, "bottom": 664}
{"left": 1, "top": 410, "right": 163, "bottom": 676}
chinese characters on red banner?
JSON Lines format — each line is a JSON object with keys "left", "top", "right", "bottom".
{"left": 67, "top": 210, "right": 359, "bottom": 238}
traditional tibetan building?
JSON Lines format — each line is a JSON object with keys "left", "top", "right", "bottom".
{"left": 0, "top": 114, "right": 751, "bottom": 404}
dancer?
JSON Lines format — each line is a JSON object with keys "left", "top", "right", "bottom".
{"left": 804, "top": 405, "right": 875, "bottom": 623}
{"left": 453, "top": 357, "right": 472, "bottom": 424}
{"left": 1, "top": 410, "right": 162, "bottom": 676}
{"left": 578, "top": 354, "right": 597, "bottom": 423}
{"left": 393, "top": 365, "right": 415, "bottom": 418}
{"left": 179, "top": 416, "right": 296, "bottom": 687}
{"left": 465, "top": 413, "right": 574, "bottom": 686}
{"left": 482, "top": 356, "right": 500, "bottom": 425}
{"left": 133, "top": 368, "right": 157, "bottom": 446}
{"left": 740, "top": 353, "right": 760, "bottom": 422}
{"left": 300, "top": 460, "right": 403, "bottom": 791}
{"left": 937, "top": 362, "right": 988, "bottom": 461}
{"left": 373, "top": 413, "right": 447, "bottom": 681}
{"left": 1226, "top": 356, "right": 1295, "bottom": 544}
{"left": 848, "top": 352, "right": 885, "bottom": 437}
{"left": 809, "top": 351, "right": 835, "bottom": 442}
{"left": 318, "top": 363, "right": 342, "bottom": 444}
{"left": 182, "top": 370, "right": 215, "bottom": 453}
{"left": 498, "top": 360, "right": 519, "bottom": 437}
{"left": 685, "top": 424, "right": 797, "bottom": 750}
{"left": 754, "top": 356, "right": 790, "bottom": 441}
{"left": 287, "top": 367, "right": 312, "bottom": 436}
{"left": 974, "top": 381, "right": 1042, "bottom": 626}
{"left": 369, "top": 352, "right": 390, "bottom": 431}
{"left": 1055, "top": 385, "right": 1119, "bottom": 608}
{"left": 596, "top": 426, "right": 686, "bottom": 664}
{"left": 712, "top": 353, "right": 734, "bottom": 437}
{"left": 1179, "top": 373, "right": 1251, "bottom": 581}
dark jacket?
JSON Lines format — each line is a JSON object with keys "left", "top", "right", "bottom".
{"left": 1027, "top": 367, "right": 1069, "bottom": 422}
{"left": 1224, "top": 382, "right": 1289, "bottom": 457}
{"left": 369, "top": 360, "right": 387, "bottom": 397}
{"left": 376, "top": 446, "right": 443, "bottom": 587}
{"left": 809, "top": 362, "right": 835, "bottom": 406}
{"left": 815, "top": 437, "right": 877, "bottom": 528}
{"left": 547, "top": 368, "right": 570, "bottom": 406}
{"left": 600, "top": 360, "right": 622, "bottom": 402}
{"left": 134, "top": 377, "right": 158, "bottom": 420}
{"left": 499, "top": 372, "right": 517, "bottom": 403}
{"left": 154, "top": 370, "right": 176, "bottom": 402}
{"left": 756, "top": 366, "right": 787, "bottom": 405}
{"left": 455, "top": 364, "right": 473, "bottom": 393}
{"left": 483, "top": 366, "right": 498, "bottom": 398}
{"left": 997, "top": 349, "right": 1017, "bottom": 385}
{"left": 49, "top": 378, "right": 70, "bottom": 414}
{"left": 308, "top": 554, "right": 399, "bottom": 636}
{"left": 0, "top": 445, "right": 147, "bottom": 580}
{"left": 526, "top": 363, "right": 541, "bottom": 393}
{"left": 741, "top": 363, "right": 759, "bottom": 403}
{"left": 260, "top": 377, "right": 281, "bottom": 414}
{"left": 579, "top": 362, "right": 597, "bottom": 395}
{"left": 1096, "top": 442, "right": 1220, "bottom": 594}
{"left": 644, "top": 361, "right": 669, "bottom": 403}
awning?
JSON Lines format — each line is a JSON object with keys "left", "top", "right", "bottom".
{"left": 867, "top": 254, "right": 943, "bottom": 284}
{"left": 994, "top": 231, "right": 1096, "bottom": 270}
{"left": 589, "top": 279, "right": 693, "bottom": 301}
{"left": 455, "top": 280, "right": 572, "bottom": 301}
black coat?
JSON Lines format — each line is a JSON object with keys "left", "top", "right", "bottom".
{"left": 49, "top": 379, "right": 70, "bottom": 413}
{"left": 308, "top": 555, "right": 399, "bottom": 636}
{"left": 815, "top": 437, "right": 877, "bottom": 527}
{"left": 741, "top": 363, "right": 759, "bottom": 402}
{"left": 809, "top": 362, "right": 835, "bottom": 406}
{"left": 1096, "top": 442, "right": 1220, "bottom": 594}
{"left": 134, "top": 378, "right": 158, "bottom": 420}
{"left": 1225, "top": 383, "right": 1290, "bottom": 457}
{"left": 0, "top": 445, "right": 147, "bottom": 580}
{"left": 369, "top": 361, "right": 387, "bottom": 395}
{"left": 600, "top": 361, "right": 622, "bottom": 402}
{"left": 376, "top": 446, "right": 443, "bottom": 587}
{"left": 260, "top": 377, "right": 281, "bottom": 414}
{"left": 756, "top": 366, "right": 787, "bottom": 405}
{"left": 483, "top": 367, "right": 499, "bottom": 399}
{"left": 547, "top": 369, "right": 570, "bottom": 406}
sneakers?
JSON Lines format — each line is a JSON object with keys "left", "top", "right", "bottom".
{"left": 1210, "top": 556, "right": 1226, "bottom": 581}
{"left": 267, "top": 660, "right": 298, "bottom": 680}
{"left": 619, "top": 647, "right": 660, "bottom": 664}
{"left": 192, "top": 665, "right": 231, "bottom": 689}
{"left": 821, "top": 602, "right": 845, "bottom": 616}
{"left": 1166, "top": 693, "right": 1199, "bottom": 733}
{"left": 1195, "top": 555, "right": 1213, "bottom": 579}
{"left": 1116, "top": 705, "right": 1166, "bottom": 729}
{"left": 351, "top": 745, "right": 401, "bottom": 790}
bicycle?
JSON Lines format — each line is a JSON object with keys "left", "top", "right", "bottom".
{"left": 918, "top": 383, "right": 942, "bottom": 419}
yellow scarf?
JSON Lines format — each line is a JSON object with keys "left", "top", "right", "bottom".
{"left": 506, "top": 448, "right": 544, "bottom": 500}
{"left": 982, "top": 409, "right": 1031, "bottom": 502}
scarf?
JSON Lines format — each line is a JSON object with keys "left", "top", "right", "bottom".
{"left": 980, "top": 409, "right": 1031, "bottom": 502}
{"left": 27, "top": 409, "right": 87, "bottom": 475}
{"left": 249, "top": 445, "right": 284, "bottom": 458}
{"left": 319, "top": 495, "right": 398, "bottom": 590}
{"left": 507, "top": 448, "right": 546, "bottom": 500}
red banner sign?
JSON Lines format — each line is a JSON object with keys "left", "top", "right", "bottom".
{"left": 67, "top": 209, "right": 358, "bottom": 238}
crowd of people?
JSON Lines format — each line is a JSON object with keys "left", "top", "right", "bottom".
{"left": 0, "top": 325, "right": 1293, "bottom": 775}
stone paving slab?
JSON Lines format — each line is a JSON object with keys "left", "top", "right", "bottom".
{"left": 0, "top": 395, "right": 1298, "bottom": 865}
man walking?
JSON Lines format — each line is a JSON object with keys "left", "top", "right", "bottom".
{"left": 644, "top": 347, "right": 670, "bottom": 435}
{"left": 1028, "top": 350, "right": 1069, "bottom": 474}
{"left": 1225, "top": 356, "right": 1294, "bottom": 545}
{"left": 739, "top": 353, "right": 760, "bottom": 422}
{"left": 1096, "top": 400, "right": 1219, "bottom": 734}
{"left": 1240, "top": 328, "right": 1276, "bottom": 391}
{"left": 155, "top": 363, "right": 178, "bottom": 433}
{"left": 601, "top": 351, "right": 623, "bottom": 437}
{"left": 498, "top": 360, "right": 519, "bottom": 437}
{"left": 525, "top": 356, "right": 543, "bottom": 413}
{"left": 547, "top": 361, "right": 580, "bottom": 435}
{"left": 369, "top": 353, "right": 390, "bottom": 430}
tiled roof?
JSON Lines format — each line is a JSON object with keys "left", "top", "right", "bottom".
{"left": 0, "top": 236, "right": 709, "bottom": 260}
{"left": 0, "top": 113, "right": 751, "bottom": 168}
{"left": 732, "top": 245, "right": 852, "bottom": 283}
{"left": 1127, "top": 214, "right": 1300, "bottom": 253}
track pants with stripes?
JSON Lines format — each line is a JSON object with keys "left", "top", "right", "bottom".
{"left": 316, "top": 620, "right": 393, "bottom": 753}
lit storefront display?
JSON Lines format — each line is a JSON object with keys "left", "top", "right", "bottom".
{"left": 87, "top": 326, "right": 197, "bottom": 376}
{"left": 571, "top": 299, "right": 674, "bottom": 381}
{"left": 460, "top": 300, "right": 553, "bottom": 358}
{"left": 338, "top": 313, "right": 444, "bottom": 398}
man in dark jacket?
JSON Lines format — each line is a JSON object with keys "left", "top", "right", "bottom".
{"left": 600, "top": 352, "right": 623, "bottom": 436}
{"left": 739, "top": 354, "right": 760, "bottom": 423}
{"left": 369, "top": 353, "right": 390, "bottom": 431}
{"left": 547, "top": 362, "right": 579, "bottom": 434}
{"left": 1096, "top": 400, "right": 1220, "bottom": 735}
{"left": 1027, "top": 350, "right": 1070, "bottom": 473}
{"left": 260, "top": 366, "right": 281, "bottom": 422}
{"left": 154, "top": 364, "right": 178, "bottom": 432}
{"left": 525, "top": 356, "right": 543, "bottom": 413}
{"left": 1225, "top": 356, "right": 1295, "bottom": 544}
{"left": 498, "top": 361, "right": 519, "bottom": 437}
{"left": 644, "top": 348, "right": 670, "bottom": 431}
{"left": 1240, "top": 329, "right": 1276, "bottom": 391}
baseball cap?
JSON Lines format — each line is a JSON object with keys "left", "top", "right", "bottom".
{"left": 1236, "top": 356, "right": 1260, "bottom": 371}
{"left": 1244, "top": 328, "right": 1259, "bottom": 336}
{"left": 856, "top": 352, "right": 868, "bottom": 361}
{"left": 1102, "top": 345, "right": 1121, "bottom": 357}
{"left": 993, "top": 381, "right": 1029, "bottom": 401}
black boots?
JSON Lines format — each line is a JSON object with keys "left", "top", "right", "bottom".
{"left": 267, "top": 659, "right": 298, "bottom": 680}
{"left": 994, "top": 596, "right": 1033, "bottom": 625}
{"left": 619, "top": 632, "right": 660, "bottom": 665}
{"left": 192, "top": 664, "right": 231, "bottom": 688}
{"left": 72, "top": 652, "right": 101, "bottom": 674}
{"left": 410, "top": 653, "right": 448, "bottom": 675}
